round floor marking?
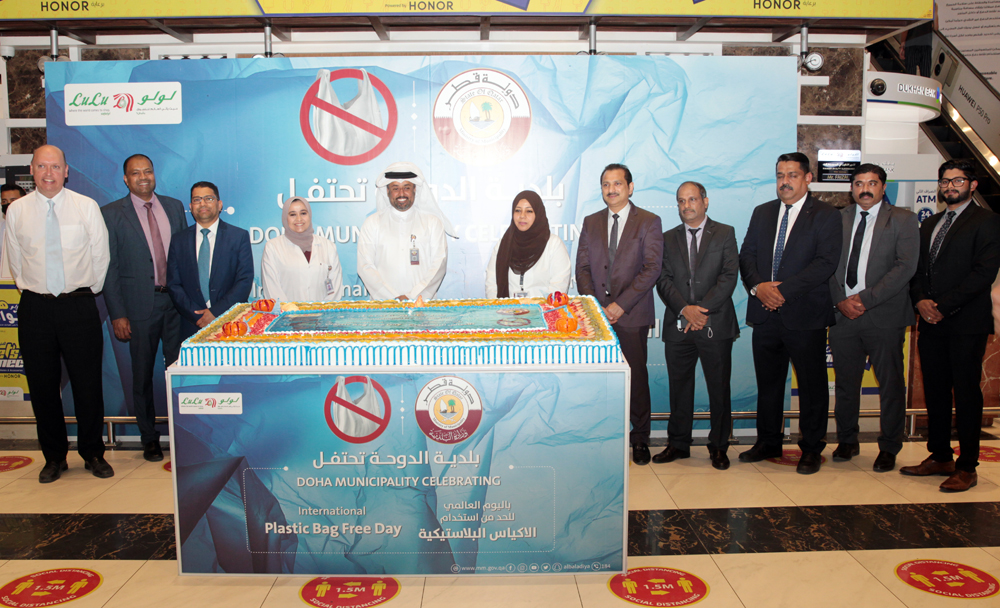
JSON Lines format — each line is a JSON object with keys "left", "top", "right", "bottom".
{"left": 163, "top": 461, "right": 172, "bottom": 472}
{"left": 766, "top": 449, "right": 827, "bottom": 466}
{"left": 608, "top": 567, "right": 709, "bottom": 606}
{"left": 299, "top": 576, "right": 400, "bottom": 607}
{"left": 953, "top": 446, "right": 1000, "bottom": 463}
{"left": 0, "top": 455, "right": 33, "bottom": 473}
{"left": 896, "top": 559, "right": 999, "bottom": 599}
{"left": 0, "top": 568, "right": 102, "bottom": 607}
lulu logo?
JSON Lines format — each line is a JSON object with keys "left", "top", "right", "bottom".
{"left": 65, "top": 82, "right": 182, "bottom": 126}
{"left": 178, "top": 393, "right": 243, "bottom": 415}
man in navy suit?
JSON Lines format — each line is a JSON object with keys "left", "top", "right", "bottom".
{"left": 103, "top": 154, "right": 187, "bottom": 461}
{"left": 738, "top": 152, "right": 842, "bottom": 474}
{"left": 577, "top": 163, "right": 663, "bottom": 465}
{"left": 167, "top": 181, "right": 253, "bottom": 341}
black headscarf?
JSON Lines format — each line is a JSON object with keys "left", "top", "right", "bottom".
{"left": 495, "top": 190, "right": 549, "bottom": 298}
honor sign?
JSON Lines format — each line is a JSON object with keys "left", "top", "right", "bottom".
{"left": 64, "top": 82, "right": 183, "bottom": 126}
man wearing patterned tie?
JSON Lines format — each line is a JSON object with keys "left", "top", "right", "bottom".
{"left": 166, "top": 182, "right": 253, "bottom": 342}
{"left": 576, "top": 163, "right": 663, "bottom": 465}
{"left": 900, "top": 159, "right": 1000, "bottom": 491}
{"left": 828, "top": 164, "right": 919, "bottom": 474}
{"left": 102, "top": 155, "right": 187, "bottom": 462}
{"left": 2, "top": 145, "right": 112, "bottom": 483}
{"left": 738, "top": 152, "right": 842, "bottom": 474}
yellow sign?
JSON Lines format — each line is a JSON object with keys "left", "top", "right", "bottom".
{"left": 0, "top": 0, "right": 933, "bottom": 20}
{"left": 0, "top": 283, "right": 28, "bottom": 401}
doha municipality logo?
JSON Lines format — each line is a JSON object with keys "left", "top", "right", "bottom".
{"left": 415, "top": 376, "right": 483, "bottom": 444}
{"left": 433, "top": 68, "right": 531, "bottom": 166}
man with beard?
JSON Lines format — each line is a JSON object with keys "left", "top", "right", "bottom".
{"left": 828, "top": 164, "right": 919, "bottom": 473}
{"left": 901, "top": 159, "right": 1000, "bottom": 491}
{"left": 358, "top": 162, "right": 455, "bottom": 301}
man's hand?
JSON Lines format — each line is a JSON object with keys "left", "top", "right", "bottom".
{"left": 681, "top": 305, "right": 709, "bottom": 332}
{"left": 916, "top": 299, "right": 943, "bottom": 324}
{"left": 396, "top": 295, "right": 410, "bottom": 302}
{"left": 836, "top": 296, "right": 865, "bottom": 320}
{"left": 111, "top": 317, "right": 131, "bottom": 341}
{"left": 604, "top": 302, "right": 625, "bottom": 324}
{"left": 195, "top": 309, "right": 216, "bottom": 328}
{"left": 756, "top": 281, "right": 785, "bottom": 311}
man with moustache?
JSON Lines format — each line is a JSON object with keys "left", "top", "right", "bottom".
{"left": 102, "top": 154, "right": 187, "bottom": 462}
{"left": 166, "top": 182, "right": 253, "bottom": 340}
{"left": 653, "top": 182, "right": 739, "bottom": 470}
{"left": 3, "top": 145, "right": 112, "bottom": 482}
{"left": 901, "top": 159, "right": 1000, "bottom": 491}
{"left": 0, "top": 184, "right": 26, "bottom": 266}
{"left": 577, "top": 163, "right": 663, "bottom": 465}
{"left": 358, "top": 162, "right": 455, "bottom": 301}
{"left": 738, "top": 152, "right": 842, "bottom": 474}
{"left": 828, "top": 164, "right": 919, "bottom": 473}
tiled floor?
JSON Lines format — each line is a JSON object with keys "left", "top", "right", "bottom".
{"left": 1, "top": 432, "right": 999, "bottom": 607}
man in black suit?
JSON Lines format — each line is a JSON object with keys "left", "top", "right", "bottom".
{"left": 738, "top": 152, "right": 842, "bottom": 474}
{"left": 103, "top": 154, "right": 187, "bottom": 461}
{"left": 828, "top": 164, "right": 919, "bottom": 473}
{"left": 900, "top": 159, "right": 1000, "bottom": 492}
{"left": 167, "top": 182, "right": 253, "bottom": 341}
{"left": 577, "top": 163, "right": 663, "bottom": 465}
{"left": 653, "top": 182, "right": 739, "bottom": 470}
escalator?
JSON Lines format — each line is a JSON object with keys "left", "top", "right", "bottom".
{"left": 869, "top": 30, "right": 1000, "bottom": 213}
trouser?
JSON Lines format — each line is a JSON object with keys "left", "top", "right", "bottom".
{"left": 614, "top": 325, "right": 651, "bottom": 445}
{"left": 128, "top": 291, "right": 181, "bottom": 445}
{"left": 664, "top": 330, "right": 733, "bottom": 452}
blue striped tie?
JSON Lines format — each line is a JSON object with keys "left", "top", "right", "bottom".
{"left": 45, "top": 199, "right": 65, "bottom": 296}
{"left": 772, "top": 204, "right": 792, "bottom": 281}
{"left": 198, "top": 228, "right": 211, "bottom": 303}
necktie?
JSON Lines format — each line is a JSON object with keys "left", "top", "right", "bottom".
{"left": 144, "top": 202, "right": 168, "bottom": 287}
{"left": 688, "top": 227, "right": 700, "bottom": 302}
{"left": 929, "top": 210, "right": 956, "bottom": 266}
{"left": 845, "top": 211, "right": 868, "bottom": 289}
{"left": 45, "top": 199, "right": 66, "bottom": 296}
{"left": 198, "top": 228, "right": 211, "bottom": 303}
{"left": 608, "top": 213, "right": 620, "bottom": 267}
{"left": 772, "top": 204, "right": 792, "bottom": 281}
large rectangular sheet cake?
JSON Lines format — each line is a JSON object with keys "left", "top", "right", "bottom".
{"left": 177, "top": 295, "right": 621, "bottom": 367}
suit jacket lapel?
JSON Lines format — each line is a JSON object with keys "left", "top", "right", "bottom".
{"left": 782, "top": 197, "right": 813, "bottom": 254}
{"left": 210, "top": 221, "right": 226, "bottom": 285}
{"left": 694, "top": 219, "right": 714, "bottom": 269}
{"left": 837, "top": 207, "right": 853, "bottom": 281}
{"left": 121, "top": 197, "right": 146, "bottom": 242}
{"left": 761, "top": 201, "right": 780, "bottom": 274}
{"left": 866, "top": 205, "right": 891, "bottom": 272}
{"left": 616, "top": 204, "right": 639, "bottom": 250}
{"left": 937, "top": 205, "right": 975, "bottom": 258}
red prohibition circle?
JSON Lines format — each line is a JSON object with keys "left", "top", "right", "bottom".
{"left": 324, "top": 376, "right": 392, "bottom": 444}
{"left": 299, "top": 69, "right": 398, "bottom": 166}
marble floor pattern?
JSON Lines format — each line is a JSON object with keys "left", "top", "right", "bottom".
{"left": 0, "top": 433, "right": 999, "bottom": 607}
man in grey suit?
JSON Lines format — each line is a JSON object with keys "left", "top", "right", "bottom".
{"left": 102, "top": 154, "right": 187, "bottom": 462}
{"left": 653, "top": 182, "right": 739, "bottom": 470}
{"left": 577, "top": 163, "right": 663, "bottom": 465}
{"left": 828, "top": 164, "right": 919, "bottom": 473}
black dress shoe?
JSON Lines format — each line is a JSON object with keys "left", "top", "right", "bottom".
{"left": 143, "top": 441, "right": 164, "bottom": 462}
{"left": 631, "top": 444, "right": 651, "bottom": 466}
{"left": 38, "top": 460, "right": 68, "bottom": 484}
{"left": 796, "top": 451, "right": 822, "bottom": 475}
{"left": 651, "top": 445, "right": 690, "bottom": 464}
{"left": 83, "top": 456, "right": 115, "bottom": 479}
{"left": 831, "top": 442, "right": 860, "bottom": 462}
{"left": 738, "top": 444, "right": 783, "bottom": 463}
{"left": 709, "top": 449, "right": 730, "bottom": 470}
{"left": 872, "top": 451, "right": 896, "bottom": 473}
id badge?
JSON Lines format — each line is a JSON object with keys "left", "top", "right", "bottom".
{"left": 514, "top": 291, "right": 528, "bottom": 298}
{"left": 325, "top": 278, "right": 335, "bottom": 294}
{"left": 410, "top": 248, "right": 420, "bottom": 265}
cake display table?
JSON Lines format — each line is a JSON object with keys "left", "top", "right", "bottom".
{"left": 166, "top": 296, "right": 629, "bottom": 576}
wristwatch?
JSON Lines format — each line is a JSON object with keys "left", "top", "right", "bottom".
{"left": 750, "top": 283, "right": 759, "bottom": 297}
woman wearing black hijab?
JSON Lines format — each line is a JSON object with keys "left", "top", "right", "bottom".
{"left": 486, "top": 190, "right": 571, "bottom": 298}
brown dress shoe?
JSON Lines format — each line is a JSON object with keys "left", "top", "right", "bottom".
{"left": 899, "top": 456, "right": 955, "bottom": 477}
{"left": 940, "top": 470, "right": 978, "bottom": 492}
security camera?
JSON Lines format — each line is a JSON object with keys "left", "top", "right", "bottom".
{"left": 0, "top": 47, "right": 14, "bottom": 61}
{"left": 869, "top": 78, "right": 887, "bottom": 96}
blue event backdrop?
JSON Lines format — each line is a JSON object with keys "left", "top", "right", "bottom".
{"left": 45, "top": 55, "right": 798, "bottom": 438}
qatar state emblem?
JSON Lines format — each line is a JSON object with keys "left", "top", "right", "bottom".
{"left": 415, "top": 376, "right": 483, "bottom": 444}
{"left": 433, "top": 68, "right": 531, "bottom": 165}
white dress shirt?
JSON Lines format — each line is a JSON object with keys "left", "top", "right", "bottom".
{"left": 607, "top": 202, "right": 632, "bottom": 245}
{"left": 772, "top": 192, "right": 808, "bottom": 256}
{"left": 485, "top": 232, "right": 572, "bottom": 298}
{"left": 684, "top": 217, "right": 707, "bottom": 253}
{"left": 357, "top": 207, "right": 448, "bottom": 301}
{"left": 261, "top": 233, "right": 344, "bottom": 302}
{"left": 3, "top": 188, "right": 110, "bottom": 294}
{"left": 194, "top": 218, "right": 219, "bottom": 306}
{"left": 844, "top": 202, "right": 881, "bottom": 297}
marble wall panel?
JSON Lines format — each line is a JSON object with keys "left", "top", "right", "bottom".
{"left": 6, "top": 49, "right": 67, "bottom": 119}
{"left": 722, "top": 46, "right": 792, "bottom": 57}
{"left": 81, "top": 48, "right": 150, "bottom": 61}
{"left": 797, "top": 124, "right": 862, "bottom": 178}
{"left": 800, "top": 47, "right": 863, "bottom": 117}
{"left": 10, "top": 128, "right": 46, "bottom": 154}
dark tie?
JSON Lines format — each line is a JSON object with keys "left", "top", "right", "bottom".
{"left": 688, "top": 227, "right": 700, "bottom": 302}
{"left": 608, "top": 213, "right": 619, "bottom": 267}
{"left": 144, "top": 202, "right": 168, "bottom": 287}
{"left": 772, "top": 204, "right": 792, "bottom": 281}
{"left": 929, "top": 210, "right": 956, "bottom": 266}
{"left": 845, "top": 211, "right": 868, "bottom": 289}
{"left": 198, "top": 228, "right": 211, "bottom": 302}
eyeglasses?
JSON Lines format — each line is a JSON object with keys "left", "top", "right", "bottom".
{"left": 191, "top": 196, "right": 218, "bottom": 204}
{"left": 938, "top": 177, "right": 969, "bottom": 187}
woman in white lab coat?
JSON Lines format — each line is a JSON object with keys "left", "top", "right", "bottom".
{"left": 486, "top": 190, "right": 571, "bottom": 298}
{"left": 261, "top": 196, "right": 343, "bottom": 302}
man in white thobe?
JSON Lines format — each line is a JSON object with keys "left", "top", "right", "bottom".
{"left": 358, "top": 162, "right": 454, "bottom": 301}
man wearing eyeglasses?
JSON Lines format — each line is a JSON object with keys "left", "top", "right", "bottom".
{"left": 166, "top": 181, "right": 253, "bottom": 340}
{"left": 901, "top": 159, "right": 1000, "bottom": 491}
